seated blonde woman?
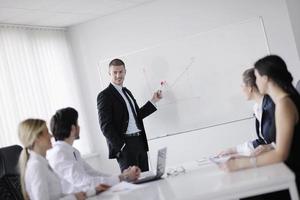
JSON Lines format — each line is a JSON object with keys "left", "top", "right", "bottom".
{"left": 18, "top": 119, "right": 86, "bottom": 200}
{"left": 219, "top": 55, "right": 300, "bottom": 199}
{"left": 218, "top": 68, "right": 275, "bottom": 157}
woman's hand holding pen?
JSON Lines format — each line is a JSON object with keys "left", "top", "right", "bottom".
{"left": 95, "top": 184, "right": 111, "bottom": 194}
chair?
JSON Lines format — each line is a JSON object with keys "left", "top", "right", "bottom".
{"left": 296, "top": 80, "right": 300, "bottom": 94}
{"left": 0, "top": 145, "right": 23, "bottom": 200}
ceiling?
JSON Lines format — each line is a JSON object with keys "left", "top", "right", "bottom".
{"left": 0, "top": 0, "right": 153, "bottom": 28}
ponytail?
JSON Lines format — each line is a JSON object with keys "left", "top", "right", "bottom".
{"left": 19, "top": 148, "right": 30, "bottom": 200}
{"left": 17, "top": 119, "right": 46, "bottom": 200}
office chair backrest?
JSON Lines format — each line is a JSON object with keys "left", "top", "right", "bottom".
{"left": 0, "top": 145, "right": 23, "bottom": 200}
{"left": 296, "top": 80, "right": 300, "bottom": 94}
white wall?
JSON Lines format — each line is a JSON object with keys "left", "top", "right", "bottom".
{"left": 68, "top": 0, "right": 300, "bottom": 173}
{"left": 286, "top": 0, "right": 300, "bottom": 64}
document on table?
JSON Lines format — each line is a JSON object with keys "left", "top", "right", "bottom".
{"left": 209, "top": 155, "right": 232, "bottom": 164}
{"left": 209, "top": 154, "right": 251, "bottom": 164}
{"left": 106, "top": 181, "right": 144, "bottom": 193}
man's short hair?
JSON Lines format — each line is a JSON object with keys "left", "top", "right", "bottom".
{"left": 50, "top": 107, "right": 78, "bottom": 141}
{"left": 109, "top": 58, "right": 125, "bottom": 68}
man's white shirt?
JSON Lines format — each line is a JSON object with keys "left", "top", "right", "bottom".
{"left": 112, "top": 83, "right": 140, "bottom": 134}
{"left": 111, "top": 83, "right": 157, "bottom": 135}
{"left": 47, "top": 141, "right": 119, "bottom": 195}
{"left": 25, "top": 151, "right": 76, "bottom": 200}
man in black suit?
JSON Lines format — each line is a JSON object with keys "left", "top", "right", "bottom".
{"left": 97, "top": 58, "right": 162, "bottom": 172}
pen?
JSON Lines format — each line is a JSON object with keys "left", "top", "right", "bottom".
{"left": 120, "top": 143, "right": 126, "bottom": 152}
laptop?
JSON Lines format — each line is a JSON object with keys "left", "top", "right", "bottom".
{"left": 134, "top": 147, "right": 167, "bottom": 184}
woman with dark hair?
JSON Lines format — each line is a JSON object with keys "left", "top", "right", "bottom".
{"left": 219, "top": 55, "right": 300, "bottom": 198}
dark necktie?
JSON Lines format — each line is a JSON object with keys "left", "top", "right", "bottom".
{"left": 48, "top": 164, "right": 53, "bottom": 171}
{"left": 122, "top": 88, "right": 140, "bottom": 129}
{"left": 73, "top": 151, "right": 77, "bottom": 160}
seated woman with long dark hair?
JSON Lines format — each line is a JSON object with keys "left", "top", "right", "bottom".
{"left": 219, "top": 55, "right": 300, "bottom": 199}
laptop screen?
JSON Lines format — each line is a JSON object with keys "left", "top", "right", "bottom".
{"left": 156, "top": 147, "right": 167, "bottom": 176}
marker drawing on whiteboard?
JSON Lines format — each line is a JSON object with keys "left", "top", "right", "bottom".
{"left": 170, "top": 57, "right": 195, "bottom": 89}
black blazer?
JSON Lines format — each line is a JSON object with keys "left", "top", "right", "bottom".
{"left": 252, "top": 95, "right": 276, "bottom": 148}
{"left": 97, "top": 84, "right": 157, "bottom": 158}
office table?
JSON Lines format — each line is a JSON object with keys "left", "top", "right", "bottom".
{"left": 88, "top": 162, "right": 299, "bottom": 200}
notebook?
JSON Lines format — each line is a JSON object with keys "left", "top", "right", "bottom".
{"left": 134, "top": 147, "right": 167, "bottom": 184}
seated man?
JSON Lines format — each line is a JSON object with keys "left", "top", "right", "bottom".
{"left": 47, "top": 107, "right": 140, "bottom": 196}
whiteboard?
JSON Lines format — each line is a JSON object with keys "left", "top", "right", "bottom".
{"left": 98, "top": 17, "right": 270, "bottom": 139}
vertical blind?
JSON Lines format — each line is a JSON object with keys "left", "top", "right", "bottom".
{"left": 0, "top": 25, "right": 91, "bottom": 154}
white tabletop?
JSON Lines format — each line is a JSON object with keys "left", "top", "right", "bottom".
{"left": 88, "top": 162, "right": 298, "bottom": 200}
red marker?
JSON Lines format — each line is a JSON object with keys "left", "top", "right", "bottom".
{"left": 159, "top": 81, "right": 166, "bottom": 94}
{"left": 160, "top": 80, "right": 166, "bottom": 86}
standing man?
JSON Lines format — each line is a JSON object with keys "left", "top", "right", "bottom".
{"left": 97, "top": 58, "right": 162, "bottom": 172}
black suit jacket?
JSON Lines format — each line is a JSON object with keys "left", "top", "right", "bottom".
{"left": 97, "top": 84, "right": 157, "bottom": 158}
{"left": 252, "top": 95, "right": 276, "bottom": 148}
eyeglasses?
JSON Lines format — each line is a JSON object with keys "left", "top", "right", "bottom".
{"left": 167, "top": 166, "right": 186, "bottom": 177}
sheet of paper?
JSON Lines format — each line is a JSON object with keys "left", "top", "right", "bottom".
{"left": 209, "top": 155, "right": 232, "bottom": 164}
{"left": 209, "top": 154, "right": 252, "bottom": 164}
{"left": 107, "top": 181, "right": 144, "bottom": 193}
